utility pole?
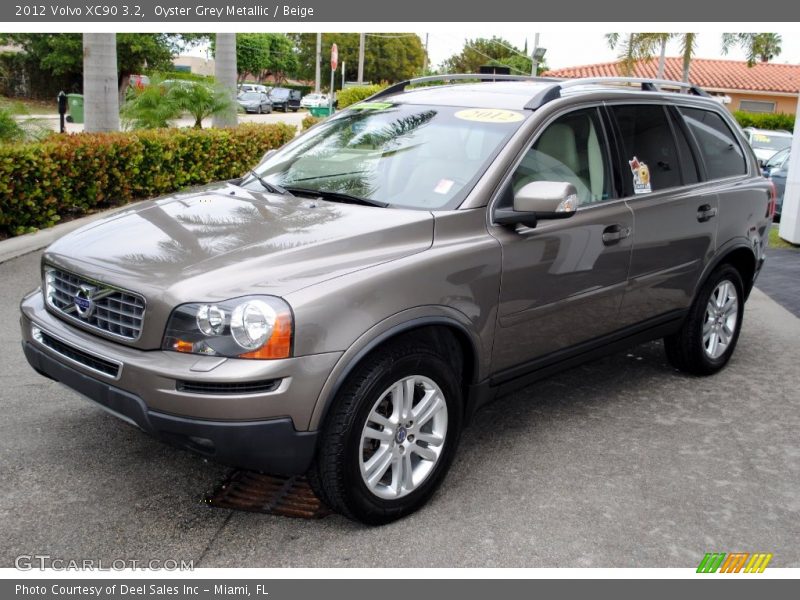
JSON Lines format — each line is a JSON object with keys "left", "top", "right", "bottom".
{"left": 314, "top": 33, "right": 322, "bottom": 93}
{"left": 213, "top": 33, "right": 237, "bottom": 128}
{"left": 530, "top": 32, "right": 540, "bottom": 76}
{"left": 82, "top": 33, "right": 119, "bottom": 132}
{"left": 423, "top": 33, "right": 429, "bottom": 74}
{"left": 357, "top": 32, "right": 365, "bottom": 84}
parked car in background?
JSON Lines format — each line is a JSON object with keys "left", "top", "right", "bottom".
{"left": 238, "top": 84, "right": 270, "bottom": 96}
{"left": 269, "top": 87, "right": 301, "bottom": 112}
{"left": 743, "top": 127, "right": 792, "bottom": 165}
{"left": 21, "top": 75, "right": 773, "bottom": 525}
{"left": 301, "top": 93, "right": 330, "bottom": 109}
{"left": 763, "top": 147, "right": 790, "bottom": 221}
{"left": 237, "top": 92, "right": 272, "bottom": 114}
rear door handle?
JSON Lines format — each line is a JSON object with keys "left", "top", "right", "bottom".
{"left": 697, "top": 204, "right": 718, "bottom": 222}
{"left": 602, "top": 224, "right": 631, "bottom": 245}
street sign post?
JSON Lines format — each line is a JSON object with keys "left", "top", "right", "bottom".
{"left": 329, "top": 43, "right": 338, "bottom": 114}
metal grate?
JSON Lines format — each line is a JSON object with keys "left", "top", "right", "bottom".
{"left": 177, "top": 379, "right": 281, "bottom": 395}
{"left": 33, "top": 327, "right": 121, "bottom": 378}
{"left": 206, "top": 472, "right": 331, "bottom": 519}
{"left": 45, "top": 267, "right": 146, "bottom": 341}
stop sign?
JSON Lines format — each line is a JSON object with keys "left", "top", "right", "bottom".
{"left": 331, "top": 43, "right": 338, "bottom": 71}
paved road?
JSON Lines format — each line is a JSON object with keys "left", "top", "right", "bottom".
{"left": 755, "top": 247, "right": 800, "bottom": 318}
{"left": 1, "top": 250, "right": 798, "bottom": 568}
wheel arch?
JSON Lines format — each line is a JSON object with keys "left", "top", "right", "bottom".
{"left": 308, "top": 312, "right": 482, "bottom": 431}
{"left": 696, "top": 240, "right": 758, "bottom": 300}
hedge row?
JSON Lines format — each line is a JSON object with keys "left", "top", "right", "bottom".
{"left": 0, "top": 123, "right": 296, "bottom": 237}
{"left": 337, "top": 84, "right": 387, "bottom": 109}
{"left": 733, "top": 110, "right": 795, "bottom": 132}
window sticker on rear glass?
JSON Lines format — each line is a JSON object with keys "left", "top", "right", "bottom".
{"left": 454, "top": 108, "right": 524, "bottom": 123}
{"left": 629, "top": 156, "right": 652, "bottom": 194}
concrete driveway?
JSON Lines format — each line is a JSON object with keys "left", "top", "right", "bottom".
{"left": 1, "top": 251, "right": 798, "bottom": 568}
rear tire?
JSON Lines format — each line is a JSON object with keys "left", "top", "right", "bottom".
{"left": 308, "top": 337, "right": 463, "bottom": 525}
{"left": 664, "top": 264, "right": 744, "bottom": 376}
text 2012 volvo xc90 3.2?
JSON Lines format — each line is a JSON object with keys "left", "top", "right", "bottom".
{"left": 20, "top": 75, "right": 773, "bottom": 524}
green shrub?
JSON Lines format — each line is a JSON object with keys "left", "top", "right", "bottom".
{"left": 733, "top": 111, "right": 795, "bottom": 131}
{"left": 336, "top": 84, "right": 387, "bottom": 109}
{"left": 0, "top": 123, "right": 295, "bottom": 237}
{"left": 0, "top": 101, "right": 51, "bottom": 143}
{"left": 301, "top": 114, "right": 323, "bottom": 130}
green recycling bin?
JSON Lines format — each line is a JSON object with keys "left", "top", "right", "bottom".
{"left": 67, "top": 93, "right": 84, "bottom": 124}
{"left": 309, "top": 106, "right": 332, "bottom": 118}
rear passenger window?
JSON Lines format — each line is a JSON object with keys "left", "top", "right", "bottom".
{"left": 609, "top": 105, "right": 683, "bottom": 194}
{"left": 679, "top": 107, "right": 747, "bottom": 180}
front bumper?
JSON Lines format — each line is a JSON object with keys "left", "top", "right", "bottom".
{"left": 23, "top": 342, "right": 317, "bottom": 474}
{"left": 20, "top": 290, "right": 343, "bottom": 473}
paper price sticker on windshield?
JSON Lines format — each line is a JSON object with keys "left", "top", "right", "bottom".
{"left": 454, "top": 109, "right": 524, "bottom": 123}
{"left": 434, "top": 179, "right": 455, "bottom": 194}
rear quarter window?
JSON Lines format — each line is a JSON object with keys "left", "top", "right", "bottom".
{"left": 679, "top": 107, "right": 748, "bottom": 180}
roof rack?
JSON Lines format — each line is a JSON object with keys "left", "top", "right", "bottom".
{"left": 362, "top": 73, "right": 710, "bottom": 111}
{"left": 364, "top": 73, "right": 559, "bottom": 102}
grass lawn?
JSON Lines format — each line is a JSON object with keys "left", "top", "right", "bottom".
{"left": 769, "top": 226, "right": 800, "bottom": 249}
{"left": 1, "top": 96, "right": 59, "bottom": 115}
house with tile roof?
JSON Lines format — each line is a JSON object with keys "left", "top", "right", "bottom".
{"left": 544, "top": 57, "right": 800, "bottom": 116}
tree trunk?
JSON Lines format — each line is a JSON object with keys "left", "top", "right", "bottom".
{"left": 83, "top": 33, "right": 120, "bottom": 132}
{"left": 118, "top": 73, "right": 131, "bottom": 106}
{"left": 213, "top": 33, "right": 238, "bottom": 128}
{"left": 656, "top": 38, "right": 667, "bottom": 80}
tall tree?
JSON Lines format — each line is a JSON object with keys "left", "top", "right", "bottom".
{"left": 606, "top": 32, "right": 697, "bottom": 83}
{"left": 441, "top": 37, "right": 536, "bottom": 75}
{"left": 292, "top": 33, "right": 426, "bottom": 86}
{"left": 722, "top": 33, "right": 783, "bottom": 65}
{"left": 83, "top": 33, "right": 120, "bottom": 132}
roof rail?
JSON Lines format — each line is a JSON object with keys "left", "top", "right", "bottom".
{"left": 365, "top": 73, "right": 558, "bottom": 102}
{"left": 525, "top": 77, "right": 710, "bottom": 109}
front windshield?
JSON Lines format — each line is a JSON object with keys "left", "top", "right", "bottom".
{"left": 244, "top": 103, "right": 527, "bottom": 209}
{"left": 765, "top": 147, "right": 790, "bottom": 169}
{"left": 240, "top": 93, "right": 261, "bottom": 100}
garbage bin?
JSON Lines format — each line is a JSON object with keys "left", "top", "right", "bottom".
{"left": 66, "top": 93, "right": 84, "bottom": 124}
{"left": 309, "top": 106, "right": 332, "bottom": 118}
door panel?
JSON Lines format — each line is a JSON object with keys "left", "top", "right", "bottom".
{"left": 491, "top": 203, "right": 634, "bottom": 371}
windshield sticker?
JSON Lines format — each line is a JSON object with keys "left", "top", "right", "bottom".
{"left": 434, "top": 179, "right": 455, "bottom": 195}
{"left": 753, "top": 133, "right": 771, "bottom": 143}
{"left": 454, "top": 108, "right": 524, "bottom": 123}
{"left": 350, "top": 102, "right": 394, "bottom": 111}
{"left": 629, "top": 157, "right": 652, "bottom": 194}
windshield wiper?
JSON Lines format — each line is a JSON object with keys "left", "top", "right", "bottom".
{"left": 247, "top": 170, "right": 293, "bottom": 196}
{"left": 284, "top": 186, "right": 389, "bottom": 208}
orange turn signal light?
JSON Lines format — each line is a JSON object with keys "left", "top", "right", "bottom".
{"left": 238, "top": 313, "right": 293, "bottom": 359}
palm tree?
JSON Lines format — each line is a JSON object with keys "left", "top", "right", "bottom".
{"left": 83, "top": 33, "right": 120, "bottom": 132}
{"left": 722, "top": 33, "right": 783, "bottom": 66}
{"left": 606, "top": 32, "right": 698, "bottom": 83}
{"left": 213, "top": 33, "right": 238, "bottom": 128}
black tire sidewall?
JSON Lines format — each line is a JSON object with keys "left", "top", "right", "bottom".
{"left": 341, "top": 352, "right": 462, "bottom": 523}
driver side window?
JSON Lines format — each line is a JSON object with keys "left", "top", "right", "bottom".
{"left": 510, "top": 107, "right": 613, "bottom": 207}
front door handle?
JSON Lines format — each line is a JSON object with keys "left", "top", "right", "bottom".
{"left": 602, "top": 224, "right": 631, "bottom": 245}
{"left": 697, "top": 204, "right": 718, "bottom": 222}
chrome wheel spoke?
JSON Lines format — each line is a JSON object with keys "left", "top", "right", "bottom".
{"left": 702, "top": 279, "right": 739, "bottom": 360}
{"left": 359, "top": 375, "right": 448, "bottom": 500}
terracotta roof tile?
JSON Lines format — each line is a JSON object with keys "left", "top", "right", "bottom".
{"left": 543, "top": 57, "right": 800, "bottom": 94}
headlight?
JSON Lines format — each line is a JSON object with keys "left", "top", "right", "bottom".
{"left": 163, "top": 296, "right": 293, "bottom": 360}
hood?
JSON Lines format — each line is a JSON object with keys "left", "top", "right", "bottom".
{"left": 44, "top": 183, "right": 433, "bottom": 347}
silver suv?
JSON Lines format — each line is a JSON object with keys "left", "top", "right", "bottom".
{"left": 20, "top": 75, "right": 773, "bottom": 524}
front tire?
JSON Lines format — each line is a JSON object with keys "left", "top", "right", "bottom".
{"left": 308, "top": 337, "right": 463, "bottom": 525}
{"left": 664, "top": 264, "right": 745, "bottom": 375}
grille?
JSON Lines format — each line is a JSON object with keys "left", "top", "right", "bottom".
{"left": 33, "top": 327, "right": 121, "bottom": 378}
{"left": 176, "top": 379, "right": 281, "bottom": 395}
{"left": 45, "top": 267, "right": 145, "bottom": 341}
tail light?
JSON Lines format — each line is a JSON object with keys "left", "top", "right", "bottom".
{"left": 766, "top": 180, "right": 777, "bottom": 219}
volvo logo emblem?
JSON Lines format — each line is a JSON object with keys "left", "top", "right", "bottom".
{"left": 395, "top": 426, "right": 408, "bottom": 444}
{"left": 74, "top": 284, "right": 97, "bottom": 318}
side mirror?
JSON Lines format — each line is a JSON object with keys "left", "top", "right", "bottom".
{"left": 494, "top": 181, "right": 579, "bottom": 228}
